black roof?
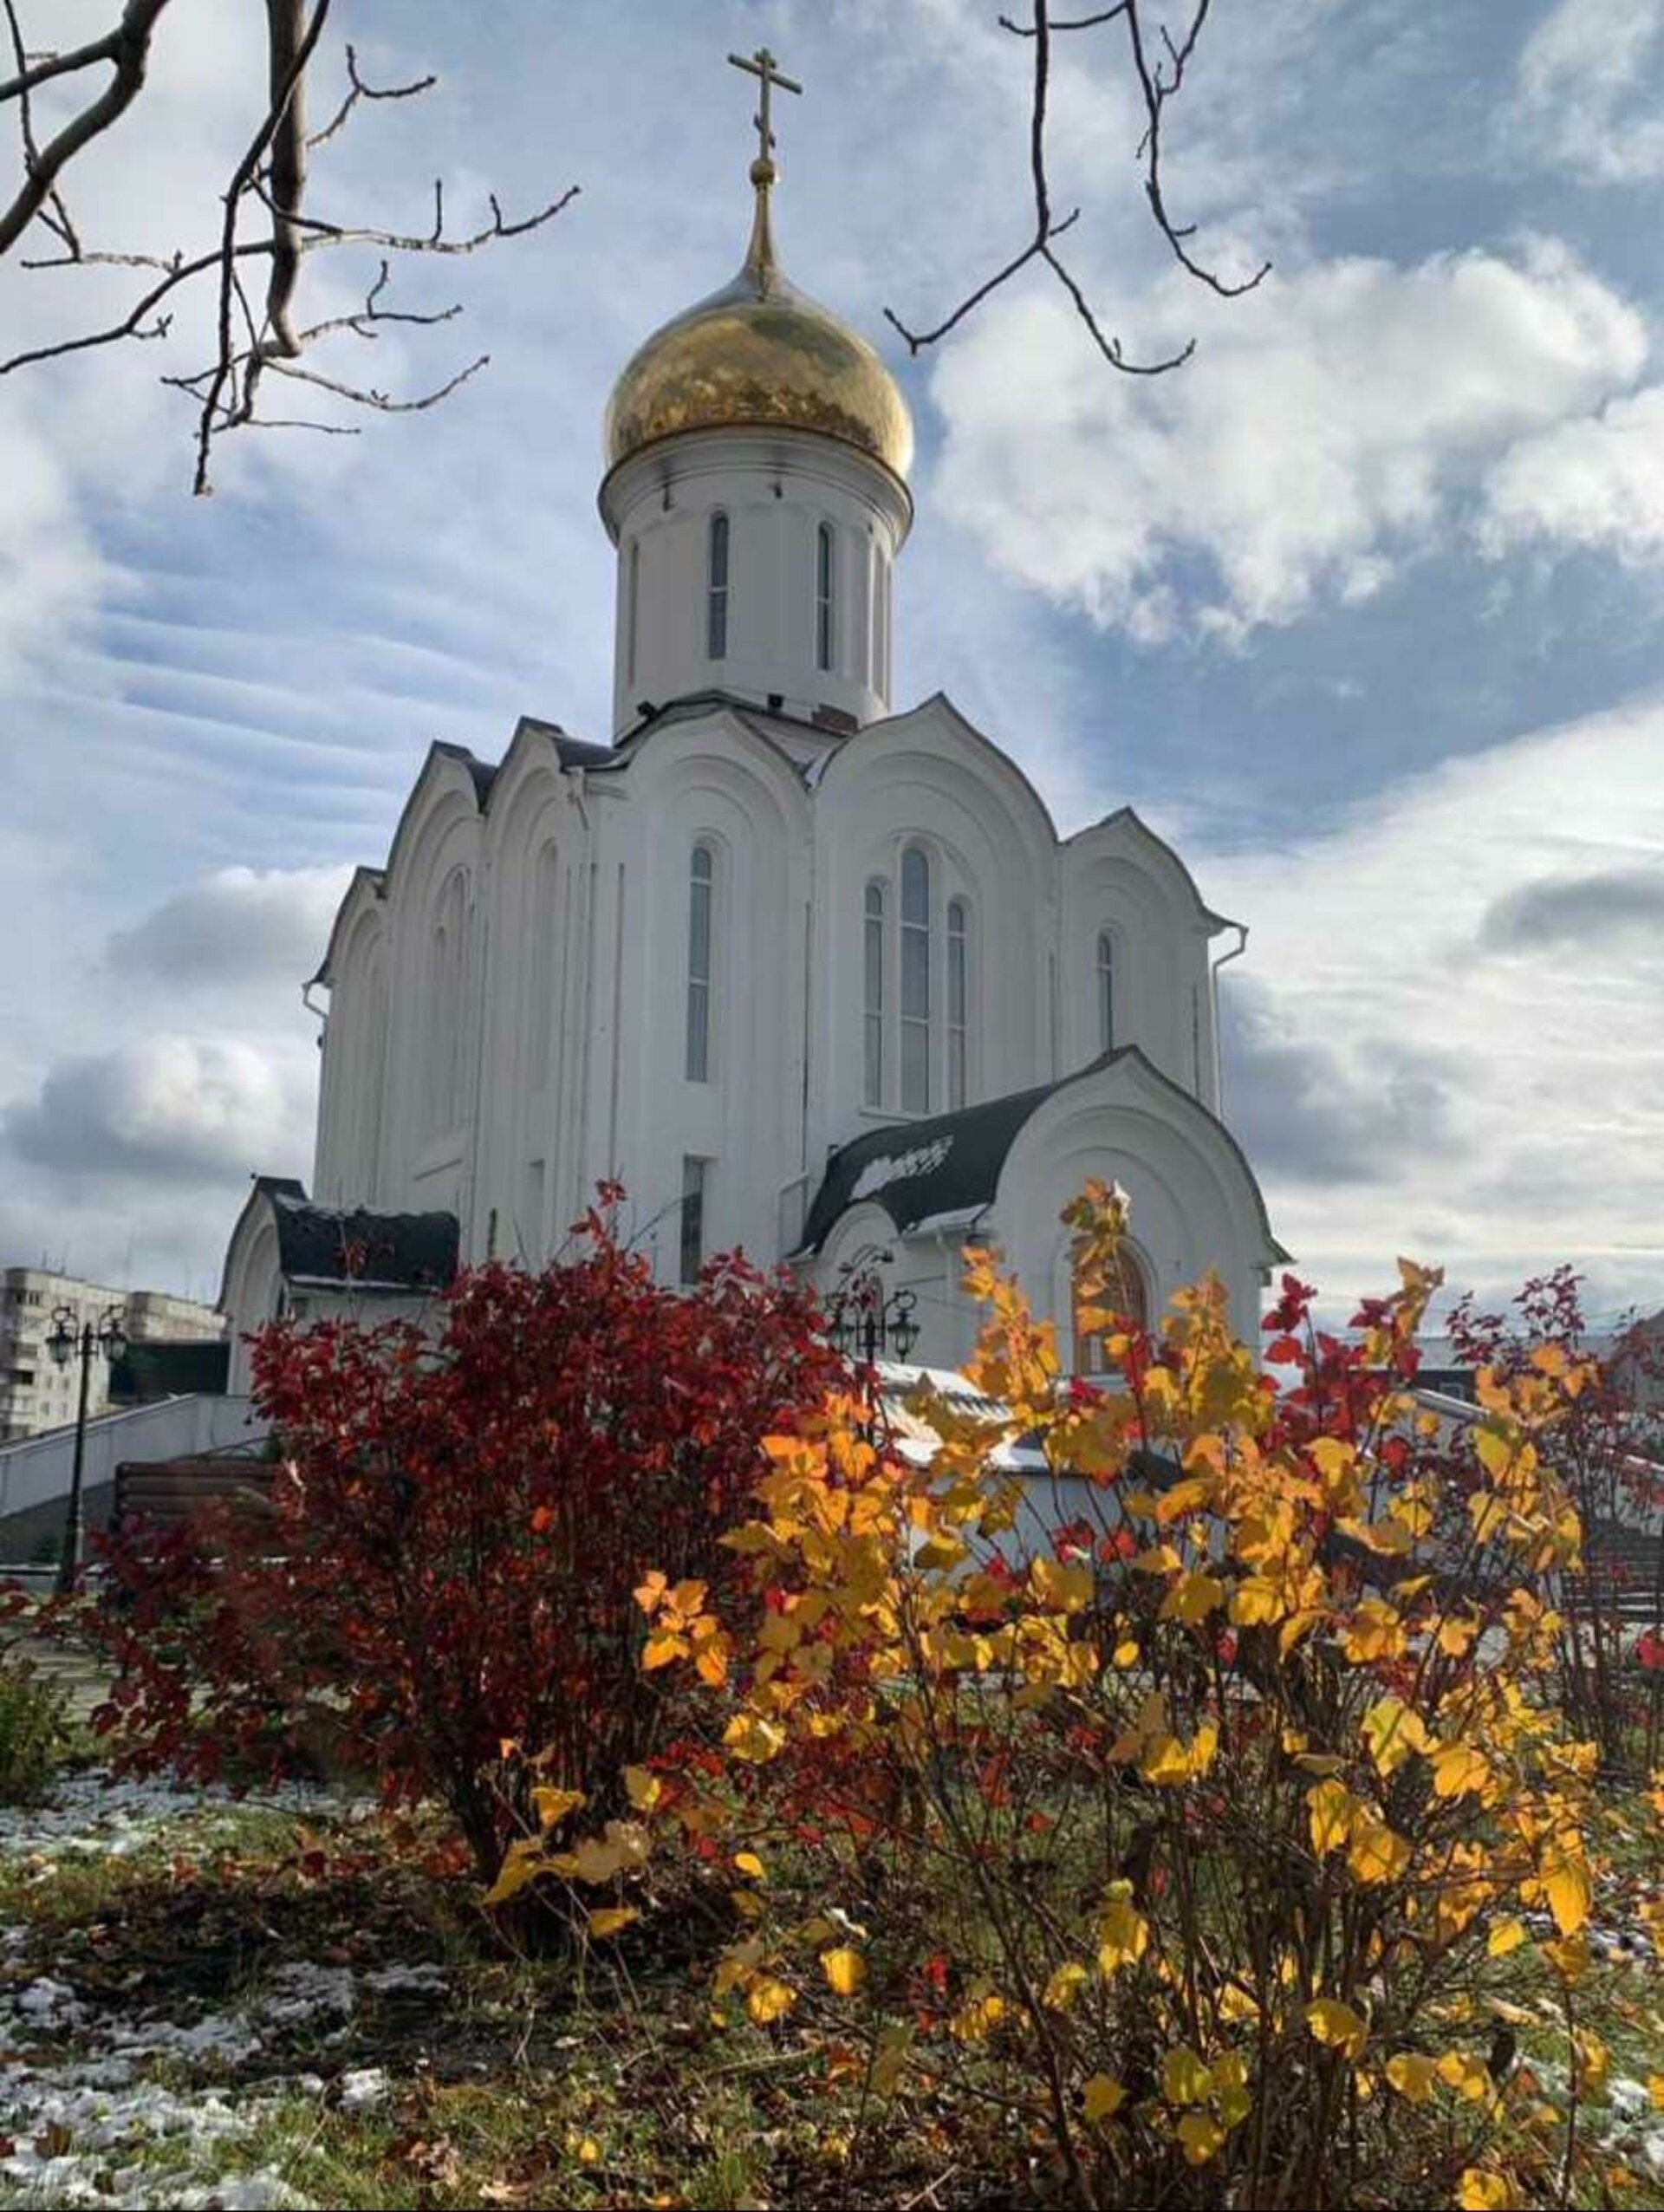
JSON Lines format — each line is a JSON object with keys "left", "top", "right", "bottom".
{"left": 511, "top": 715, "right": 617, "bottom": 771}
{"left": 271, "top": 1195, "right": 459, "bottom": 1291}
{"left": 108, "top": 1338, "right": 231, "bottom": 1403}
{"left": 799, "top": 1046, "right": 1287, "bottom": 1263}
{"left": 800, "top": 1073, "right": 1082, "bottom": 1252}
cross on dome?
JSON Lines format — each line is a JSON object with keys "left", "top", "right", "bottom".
{"left": 726, "top": 46, "right": 803, "bottom": 181}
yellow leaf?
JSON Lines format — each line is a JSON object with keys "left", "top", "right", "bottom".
{"left": 1177, "top": 2111, "right": 1226, "bottom": 2166}
{"left": 1348, "top": 1818, "right": 1411, "bottom": 1885}
{"left": 588, "top": 1906, "right": 640, "bottom": 1938}
{"left": 1385, "top": 2052, "right": 1437, "bottom": 2104}
{"left": 949, "top": 1989, "right": 1006, "bottom": 2043}
{"left": 1307, "top": 1779, "right": 1355, "bottom": 1857}
{"left": 1160, "top": 1570, "right": 1227, "bottom": 1625}
{"left": 1487, "top": 1917, "right": 1527, "bottom": 1959}
{"left": 574, "top": 2134, "right": 601, "bottom": 2167}
{"left": 1541, "top": 1844, "right": 1592, "bottom": 1937}
{"left": 733, "top": 1850, "right": 766, "bottom": 1881}
{"left": 1030, "top": 1556, "right": 1095, "bottom": 1612}
{"left": 723, "top": 1712, "right": 787, "bottom": 1765}
{"left": 1082, "top": 2073, "right": 1127, "bottom": 2123}
{"left": 1098, "top": 1896, "right": 1150, "bottom": 1975}
{"left": 1305, "top": 1998, "right": 1368, "bottom": 2059}
{"left": 1160, "top": 2046, "right": 1213, "bottom": 2105}
{"left": 1044, "top": 1962, "right": 1089, "bottom": 2011}
{"left": 1361, "top": 1696, "right": 1429, "bottom": 1777}
{"left": 1456, "top": 2168, "right": 1512, "bottom": 2210}
{"left": 642, "top": 1631, "right": 688, "bottom": 1671}
{"left": 622, "top": 1766, "right": 661, "bottom": 1812}
{"left": 746, "top": 1975, "right": 796, "bottom": 2025}
{"left": 482, "top": 1839, "right": 543, "bottom": 1908}
{"left": 1430, "top": 1740, "right": 1492, "bottom": 1799}
{"left": 1647, "top": 2073, "right": 1664, "bottom": 2110}
{"left": 1437, "top": 2051, "right": 1491, "bottom": 2102}
{"left": 532, "top": 1785, "right": 587, "bottom": 1831}
{"left": 1112, "top": 1637, "right": 1141, "bottom": 1667}
{"left": 821, "top": 1946, "right": 866, "bottom": 1997}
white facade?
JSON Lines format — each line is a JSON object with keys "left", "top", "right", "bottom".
{"left": 224, "top": 148, "right": 1282, "bottom": 1372}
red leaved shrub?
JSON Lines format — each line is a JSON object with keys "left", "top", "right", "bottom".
{"left": 80, "top": 1193, "right": 841, "bottom": 1879}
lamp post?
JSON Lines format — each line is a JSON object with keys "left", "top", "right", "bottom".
{"left": 45, "top": 1302, "right": 127, "bottom": 1596}
{"left": 827, "top": 1246, "right": 920, "bottom": 1369}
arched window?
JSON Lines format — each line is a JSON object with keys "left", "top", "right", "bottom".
{"left": 816, "top": 521, "right": 835, "bottom": 672}
{"left": 527, "top": 841, "right": 560, "bottom": 1094}
{"left": 1073, "top": 1245, "right": 1148, "bottom": 1375}
{"left": 706, "top": 511, "right": 730, "bottom": 660}
{"left": 863, "top": 881, "right": 886, "bottom": 1108}
{"left": 426, "top": 868, "right": 469, "bottom": 1136}
{"left": 626, "top": 540, "right": 640, "bottom": 686}
{"left": 900, "top": 844, "right": 931, "bottom": 1113}
{"left": 947, "top": 896, "right": 969, "bottom": 1109}
{"left": 686, "top": 843, "right": 714, "bottom": 1083}
{"left": 872, "top": 549, "right": 889, "bottom": 695}
{"left": 354, "top": 958, "right": 388, "bottom": 1202}
{"left": 1097, "top": 931, "right": 1115, "bottom": 1053}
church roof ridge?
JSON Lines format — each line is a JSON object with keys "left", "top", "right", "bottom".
{"left": 1063, "top": 803, "right": 1237, "bottom": 933}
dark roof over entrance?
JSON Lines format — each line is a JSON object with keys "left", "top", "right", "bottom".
{"left": 271, "top": 1195, "right": 459, "bottom": 1291}
{"left": 798, "top": 1064, "right": 1130, "bottom": 1253}
{"left": 798, "top": 1047, "right": 1288, "bottom": 1263}
{"left": 108, "top": 1338, "right": 231, "bottom": 1404}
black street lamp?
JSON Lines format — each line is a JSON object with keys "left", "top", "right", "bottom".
{"left": 827, "top": 1246, "right": 920, "bottom": 1368}
{"left": 45, "top": 1302, "right": 127, "bottom": 1596}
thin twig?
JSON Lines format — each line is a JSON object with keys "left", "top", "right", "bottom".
{"left": 307, "top": 42, "right": 436, "bottom": 152}
{"left": 886, "top": 0, "right": 1266, "bottom": 371}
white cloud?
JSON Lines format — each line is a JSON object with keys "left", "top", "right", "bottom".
{"left": 1481, "top": 384, "right": 1664, "bottom": 564}
{"left": 1207, "top": 693, "right": 1664, "bottom": 1315}
{"left": 1510, "top": 0, "right": 1664, "bottom": 183}
{"left": 4, "top": 1034, "right": 310, "bottom": 1184}
{"left": 107, "top": 866, "right": 352, "bottom": 988}
{"left": 929, "top": 239, "right": 1648, "bottom": 639}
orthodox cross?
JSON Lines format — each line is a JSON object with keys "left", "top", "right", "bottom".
{"left": 727, "top": 46, "right": 803, "bottom": 170}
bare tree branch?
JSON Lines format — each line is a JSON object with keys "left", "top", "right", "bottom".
{"left": 887, "top": 0, "right": 1267, "bottom": 373}
{"left": 0, "top": 0, "right": 172, "bottom": 257}
{"left": 0, "top": 4, "right": 576, "bottom": 489}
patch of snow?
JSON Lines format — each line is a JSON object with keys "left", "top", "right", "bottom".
{"left": 336, "top": 2066, "right": 391, "bottom": 2112}
{"left": 850, "top": 1135, "right": 954, "bottom": 1203}
{"left": 362, "top": 1962, "right": 446, "bottom": 1996}
{"left": 15, "top": 1977, "right": 85, "bottom": 2029}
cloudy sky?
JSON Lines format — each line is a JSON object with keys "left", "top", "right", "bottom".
{"left": 2, "top": 0, "right": 1661, "bottom": 1323}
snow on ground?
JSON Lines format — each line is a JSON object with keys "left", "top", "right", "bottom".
{"left": 0, "top": 1771, "right": 445, "bottom": 2211}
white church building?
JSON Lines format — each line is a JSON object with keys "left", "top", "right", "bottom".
{"left": 222, "top": 53, "right": 1284, "bottom": 1387}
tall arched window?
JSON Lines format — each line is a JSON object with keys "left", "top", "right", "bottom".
{"left": 426, "top": 868, "right": 469, "bottom": 1136}
{"left": 527, "top": 841, "right": 560, "bottom": 1094}
{"left": 354, "top": 957, "right": 388, "bottom": 1202}
{"left": 1073, "top": 1245, "right": 1148, "bottom": 1374}
{"left": 900, "top": 844, "right": 931, "bottom": 1113}
{"left": 686, "top": 843, "right": 714, "bottom": 1083}
{"left": 816, "top": 521, "right": 835, "bottom": 672}
{"left": 626, "top": 540, "right": 640, "bottom": 686}
{"left": 947, "top": 896, "right": 969, "bottom": 1109}
{"left": 1097, "top": 931, "right": 1115, "bottom": 1053}
{"left": 706, "top": 512, "right": 730, "bottom": 660}
{"left": 872, "top": 549, "right": 889, "bottom": 695}
{"left": 863, "top": 881, "right": 886, "bottom": 1108}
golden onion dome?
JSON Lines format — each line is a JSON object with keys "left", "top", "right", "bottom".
{"left": 603, "top": 157, "right": 914, "bottom": 484}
